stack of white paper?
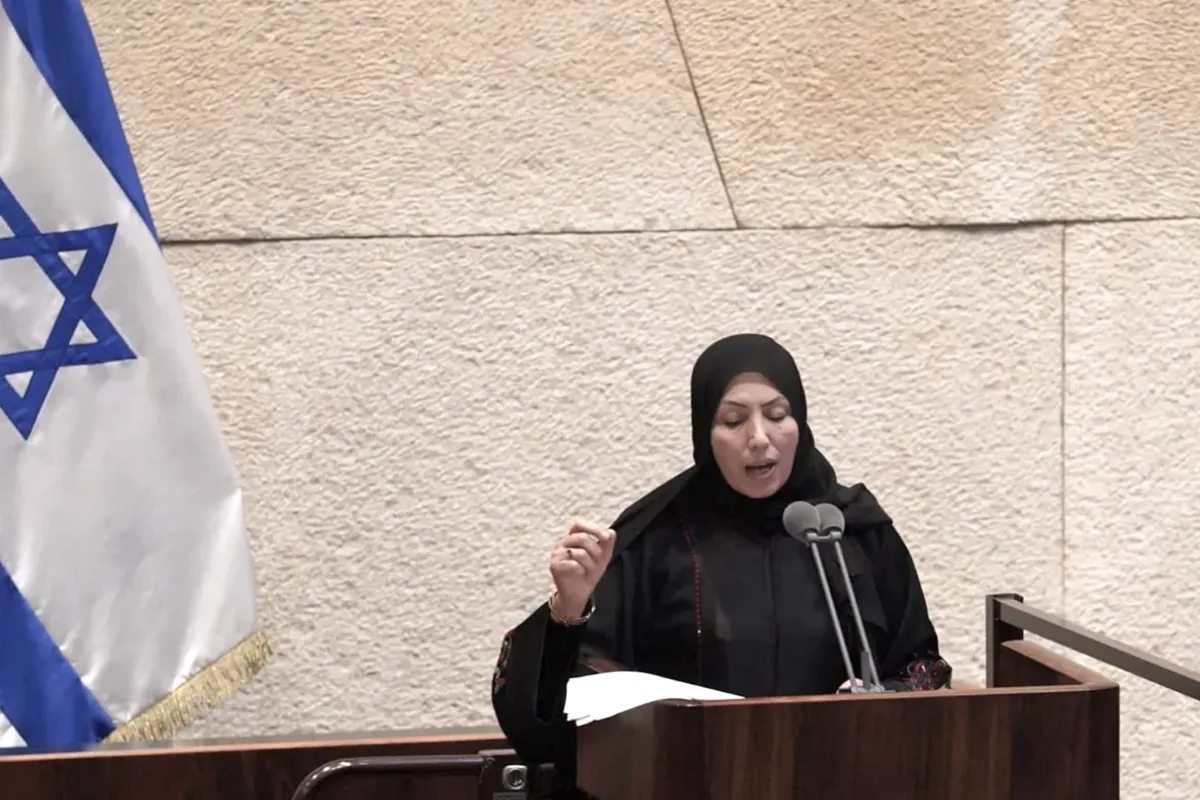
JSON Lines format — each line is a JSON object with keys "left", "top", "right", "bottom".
{"left": 564, "top": 671, "right": 743, "bottom": 725}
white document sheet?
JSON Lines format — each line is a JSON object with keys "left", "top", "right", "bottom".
{"left": 565, "top": 671, "right": 743, "bottom": 725}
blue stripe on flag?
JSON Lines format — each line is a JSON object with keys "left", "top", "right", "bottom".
{"left": 1, "top": 0, "right": 159, "bottom": 243}
{"left": 0, "top": 560, "right": 114, "bottom": 747}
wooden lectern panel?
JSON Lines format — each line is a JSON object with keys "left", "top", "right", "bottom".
{"left": 0, "top": 727, "right": 506, "bottom": 800}
{"left": 576, "top": 641, "right": 1118, "bottom": 800}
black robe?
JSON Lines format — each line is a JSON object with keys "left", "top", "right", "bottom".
{"left": 490, "top": 468, "right": 950, "bottom": 772}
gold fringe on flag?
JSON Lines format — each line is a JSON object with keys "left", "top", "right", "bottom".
{"left": 103, "top": 630, "right": 274, "bottom": 743}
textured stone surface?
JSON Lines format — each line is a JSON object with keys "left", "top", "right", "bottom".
{"left": 1064, "top": 221, "right": 1200, "bottom": 798}
{"left": 83, "top": 0, "right": 732, "bottom": 239}
{"left": 671, "top": 0, "right": 1200, "bottom": 226}
{"left": 161, "top": 227, "right": 1063, "bottom": 736}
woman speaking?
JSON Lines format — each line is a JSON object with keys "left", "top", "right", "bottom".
{"left": 491, "top": 333, "right": 951, "bottom": 770}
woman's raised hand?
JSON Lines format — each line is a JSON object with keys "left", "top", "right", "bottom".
{"left": 548, "top": 519, "right": 616, "bottom": 620}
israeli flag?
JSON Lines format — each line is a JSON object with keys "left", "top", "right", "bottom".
{"left": 0, "top": 0, "right": 268, "bottom": 749}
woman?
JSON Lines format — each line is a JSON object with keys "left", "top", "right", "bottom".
{"left": 491, "top": 333, "right": 950, "bottom": 771}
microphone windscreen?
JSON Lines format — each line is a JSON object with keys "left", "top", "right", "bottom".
{"left": 782, "top": 501, "right": 820, "bottom": 540}
{"left": 814, "top": 503, "right": 846, "bottom": 534}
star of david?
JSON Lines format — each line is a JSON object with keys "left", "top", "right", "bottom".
{"left": 0, "top": 179, "right": 136, "bottom": 440}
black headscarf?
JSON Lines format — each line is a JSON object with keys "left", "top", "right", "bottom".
{"left": 610, "top": 333, "right": 890, "bottom": 557}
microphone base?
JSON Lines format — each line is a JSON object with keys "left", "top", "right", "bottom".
{"left": 835, "top": 680, "right": 889, "bottom": 695}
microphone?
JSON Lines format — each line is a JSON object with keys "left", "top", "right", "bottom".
{"left": 782, "top": 501, "right": 859, "bottom": 693}
{"left": 813, "top": 504, "right": 884, "bottom": 692}
{"left": 782, "top": 501, "right": 885, "bottom": 694}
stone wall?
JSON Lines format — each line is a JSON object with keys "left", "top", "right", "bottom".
{"left": 86, "top": 1, "right": 1200, "bottom": 795}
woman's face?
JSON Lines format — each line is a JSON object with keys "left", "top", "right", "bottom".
{"left": 709, "top": 372, "right": 800, "bottom": 498}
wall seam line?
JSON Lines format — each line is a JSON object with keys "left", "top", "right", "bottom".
{"left": 661, "top": 0, "right": 741, "bottom": 228}
{"left": 1060, "top": 223, "right": 1069, "bottom": 615}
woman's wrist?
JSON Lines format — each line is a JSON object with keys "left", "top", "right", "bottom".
{"left": 549, "top": 591, "right": 594, "bottom": 625}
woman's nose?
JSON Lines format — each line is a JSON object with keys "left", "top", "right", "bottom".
{"left": 747, "top": 417, "right": 769, "bottom": 448}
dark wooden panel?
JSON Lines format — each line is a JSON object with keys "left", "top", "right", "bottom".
{"left": 995, "top": 640, "right": 1106, "bottom": 687}
{"left": 0, "top": 728, "right": 507, "bottom": 800}
{"left": 578, "top": 679, "right": 1119, "bottom": 799}
{"left": 576, "top": 702, "right": 703, "bottom": 800}
{"left": 994, "top": 640, "right": 1120, "bottom": 800}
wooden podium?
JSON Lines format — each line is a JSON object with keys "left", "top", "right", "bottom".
{"left": 573, "top": 635, "right": 1119, "bottom": 800}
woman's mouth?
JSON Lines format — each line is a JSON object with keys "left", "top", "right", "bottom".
{"left": 746, "top": 462, "right": 776, "bottom": 479}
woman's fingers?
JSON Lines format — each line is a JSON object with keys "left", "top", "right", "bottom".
{"left": 559, "top": 532, "right": 603, "bottom": 561}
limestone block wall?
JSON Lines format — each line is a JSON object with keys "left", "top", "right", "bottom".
{"left": 85, "top": 0, "right": 1200, "bottom": 796}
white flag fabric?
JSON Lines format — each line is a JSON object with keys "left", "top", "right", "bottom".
{"left": 0, "top": 0, "right": 266, "bottom": 749}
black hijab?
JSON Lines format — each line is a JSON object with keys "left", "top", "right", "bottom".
{"left": 610, "top": 333, "right": 890, "bottom": 556}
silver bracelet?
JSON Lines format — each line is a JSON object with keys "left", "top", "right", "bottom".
{"left": 549, "top": 591, "right": 595, "bottom": 626}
